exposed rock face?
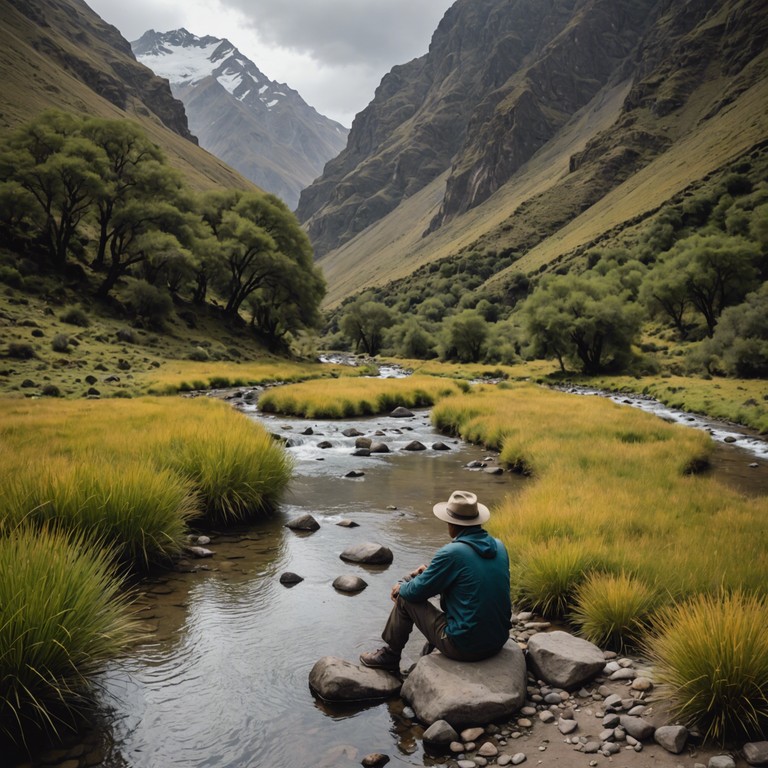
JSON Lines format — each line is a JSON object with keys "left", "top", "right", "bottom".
{"left": 133, "top": 29, "right": 348, "bottom": 209}
{"left": 526, "top": 631, "right": 605, "bottom": 689}
{"left": 308, "top": 656, "right": 402, "bottom": 701}
{"left": 297, "top": 0, "right": 768, "bottom": 262}
{"left": 401, "top": 642, "right": 527, "bottom": 727}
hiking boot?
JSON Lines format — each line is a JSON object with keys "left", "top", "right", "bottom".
{"left": 359, "top": 646, "right": 400, "bottom": 671}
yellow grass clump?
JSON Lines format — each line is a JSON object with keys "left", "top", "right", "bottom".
{"left": 259, "top": 374, "right": 469, "bottom": 418}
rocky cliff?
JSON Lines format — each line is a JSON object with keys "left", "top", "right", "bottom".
{"left": 297, "top": 0, "right": 768, "bottom": 266}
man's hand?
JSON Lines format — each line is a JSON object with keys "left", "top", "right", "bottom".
{"left": 409, "top": 564, "right": 427, "bottom": 578}
{"left": 390, "top": 582, "right": 401, "bottom": 602}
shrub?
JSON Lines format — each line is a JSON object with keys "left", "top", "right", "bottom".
{"left": 60, "top": 307, "right": 90, "bottom": 327}
{"left": 188, "top": 346, "right": 210, "bottom": 362}
{"left": 51, "top": 333, "right": 70, "bottom": 352}
{"left": 0, "top": 265, "right": 24, "bottom": 288}
{"left": 572, "top": 572, "right": 660, "bottom": 651}
{"left": 644, "top": 590, "right": 768, "bottom": 742}
{"left": 6, "top": 342, "right": 36, "bottom": 359}
{"left": 0, "top": 526, "right": 141, "bottom": 744}
{"left": 123, "top": 279, "right": 173, "bottom": 330}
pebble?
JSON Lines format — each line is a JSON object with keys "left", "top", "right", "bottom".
{"left": 401, "top": 706, "right": 414, "bottom": 719}
{"left": 538, "top": 711, "right": 555, "bottom": 723}
{"left": 462, "top": 727, "right": 485, "bottom": 742}
{"left": 478, "top": 742, "right": 498, "bottom": 757}
{"left": 450, "top": 741, "right": 465, "bottom": 753}
{"left": 631, "top": 676, "right": 653, "bottom": 691}
{"left": 457, "top": 761, "right": 476, "bottom": 768}
{"left": 558, "top": 719, "right": 578, "bottom": 735}
{"left": 516, "top": 718, "right": 532, "bottom": 728}
{"left": 511, "top": 754, "right": 527, "bottom": 765}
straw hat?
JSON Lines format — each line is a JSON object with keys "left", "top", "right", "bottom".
{"left": 433, "top": 490, "right": 490, "bottom": 526}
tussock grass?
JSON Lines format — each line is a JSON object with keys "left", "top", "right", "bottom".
{"left": 644, "top": 590, "right": 768, "bottom": 742}
{"left": 140, "top": 360, "right": 366, "bottom": 395}
{"left": 1, "top": 459, "right": 196, "bottom": 568}
{"left": 0, "top": 396, "right": 293, "bottom": 556}
{"left": 259, "top": 375, "right": 468, "bottom": 418}
{"left": 0, "top": 525, "right": 141, "bottom": 745}
{"left": 572, "top": 572, "right": 661, "bottom": 651}
{"left": 432, "top": 384, "right": 767, "bottom": 599}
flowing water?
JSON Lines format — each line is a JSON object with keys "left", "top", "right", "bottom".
{"left": 18, "top": 382, "right": 767, "bottom": 768}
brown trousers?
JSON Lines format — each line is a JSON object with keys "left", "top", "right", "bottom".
{"left": 382, "top": 596, "right": 494, "bottom": 662}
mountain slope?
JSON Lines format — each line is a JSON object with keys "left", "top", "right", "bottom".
{"left": 298, "top": 0, "right": 768, "bottom": 304}
{"left": 133, "top": 29, "right": 349, "bottom": 209}
{"left": 0, "top": 0, "right": 256, "bottom": 192}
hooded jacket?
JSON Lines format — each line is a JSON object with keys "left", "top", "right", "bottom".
{"left": 397, "top": 526, "right": 511, "bottom": 656}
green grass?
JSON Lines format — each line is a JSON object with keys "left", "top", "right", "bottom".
{"left": 0, "top": 525, "right": 141, "bottom": 746}
{"left": 644, "top": 590, "right": 768, "bottom": 742}
{"left": 258, "top": 374, "right": 469, "bottom": 418}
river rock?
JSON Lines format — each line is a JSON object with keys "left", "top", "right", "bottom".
{"left": 336, "top": 519, "right": 360, "bottom": 527}
{"left": 339, "top": 542, "right": 394, "bottom": 565}
{"left": 352, "top": 448, "right": 371, "bottom": 456}
{"left": 286, "top": 514, "right": 321, "bottom": 532}
{"left": 185, "top": 545, "right": 213, "bottom": 558}
{"left": 342, "top": 427, "right": 364, "bottom": 437}
{"left": 526, "top": 631, "right": 605, "bottom": 689}
{"left": 401, "top": 641, "right": 527, "bottom": 728}
{"left": 317, "top": 440, "right": 333, "bottom": 449}
{"left": 279, "top": 572, "right": 304, "bottom": 586}
{"left": 422, "top": 720, "right": 459, "bottom": 747}
{"left": 744, "top": 743, "right": 768, "bottom": 766}
{"left": 484, "top": 466, "right": 503, "bottom": 475}
{"left": 432, "top": 442, "right": 451, "bottom": 451}
{"left": 369, "top": 442, "right": 390, "bottom": 453}
{"left": 654, "top": 725, "right": 688, "bottom": 753}
{"left": 390, "top": 406, "right": 415, "bottom": 418}
{"left": 301, "top": 427, "right": 314, "bottom": 435}
{"left": 361, "top": 753, "right": 389, "bottom": 767}
{"left": 309, "top": 656, "right": 402, "bottom": 701}
{"left": 709, "top": 757, "right": 736, "bottom": 768}
{"left": 345, "top": 470, "right": 365, "bottom": 478}
{"left": 332, "top": 575, "right": 368, "bottom": 593}
{"left": 403, "top": 440, "right": 426, "bottom": 451}
{"left": 355, "top": 437, "right": 373, "bottom": 448}
{"left": 619, "top": 715, "right": 656, "bottom": 740}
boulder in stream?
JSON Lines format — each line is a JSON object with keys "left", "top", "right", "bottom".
{"left": 342, "top": 427, "right": 364, "bottom": 437}
{"left": 309, "top": 656, "right": 402, "bottom": 701}
{"left": 286, "top": 514, "right": 321, "bottom": 532}
{"left": 403, "top": 440, "right": 426, "bottom": 451}
{"left": 279, "top": 572, "right": 304, "bottom": 586}
{"left": 390, "top": 406, "right": 414, "bottom": 418}
{"left": 339, "top": 542, "right": 394, "bottom": 565}
{"left": 332, "top": 574, "right": 368, "bottom": 593}
{"left": 355, "top": 437, "right": 373, "bottom": 449}
{"left": 401, "top": 641, "right": 527, "bottom": 728}
{"left": 432, "top": 442, "right": 451, "bottom": 451}
{"left": 369, "top": 442, "right": 390, "bottom": 453}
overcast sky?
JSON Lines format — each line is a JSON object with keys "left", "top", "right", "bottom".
{"left": 86, "top": 0, "right": 454, "bottom": 127}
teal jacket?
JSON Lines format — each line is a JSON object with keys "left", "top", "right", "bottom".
{"left": 398, "top": 526, "right": 511, "bottom": 656}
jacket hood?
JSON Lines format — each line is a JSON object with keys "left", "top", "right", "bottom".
{"left": 454, "top": 527, "right": 498, "bottom": 559}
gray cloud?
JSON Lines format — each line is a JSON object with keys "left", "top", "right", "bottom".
{"left": 223, "top": 0, "right": 449, "bottom": 66}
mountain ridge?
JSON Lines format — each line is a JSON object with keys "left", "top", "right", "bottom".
{"left": 133, "top": 28, "right": 349, "bottom": 210}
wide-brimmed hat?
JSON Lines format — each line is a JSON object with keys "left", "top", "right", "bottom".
{"left": 433, "top": 490, "right": 490, "bottom": 526}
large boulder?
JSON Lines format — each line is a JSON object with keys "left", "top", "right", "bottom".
{"left": 309, "top": 656, "right": 402, "bottom": 701}
{"left": 339, "top": 542, "right": 394, "bottom": 565}
{"left": 390, "top": 406, "right": 414, "bottom": 418}
{"left": 526, "top": 631, "right": 605, "bottom": 689}
{"left": 401, "top": 641, "right": 527, "bottom": 728}
{"left": 285, "top": 514, "right": 320, "bottom": 532}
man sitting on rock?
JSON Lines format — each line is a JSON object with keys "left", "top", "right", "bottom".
{"left": 360, "top": 490, "right": 511, "bottom": 672}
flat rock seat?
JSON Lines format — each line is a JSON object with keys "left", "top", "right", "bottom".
{"left": 401, "top": 640, "right": 527, "bottom": 728}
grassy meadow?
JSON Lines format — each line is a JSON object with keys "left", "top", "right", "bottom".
{"left": 258, "top": 374, "right": 469, "bottom": 418}
{"left": 433, "top": 382, "right": 768, "bottom": 740}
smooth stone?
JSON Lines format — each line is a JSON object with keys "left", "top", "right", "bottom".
{"left": 342, "top": 427, "right": 363, "bottom": 437}
{"left": 709, "top": 758, "right": 736, "bottom": 768}
{"left": 432, "top": 441, "right": 451, "bottom": 451}
{"left": 390, "top": 406, "right": 414, "bottom": 418}
{"left": 352, "top": 448, "right": 371, "bottom": 456}
{"left": 332, "top": 575, "right": 368, "bottom": 593}
{"left": 461, "top": 727, "right": 485, "bottom": 742}
{"left": 457, "top": 761, "right": 476, "bottom": 768}
{"left": 619, "top": 715, "right": 655, "bottom": 740}
{"left": 185, "top": 545, "right": 213, "bottom": 558}
{"left": 744, "top": 742, "right": 768, "bottom": 766}
{"left": 478, "top": 742, "right": 499, "bottom": 757}
{"left": 484, "top": 466, "right": 503, "bottom": 475}
{"left": 309, "top": 657, "right": 401, "bottom": 701}
{"left": 403, "top": 440, "right": 427, "bottom": 451}
{"left": 654, "top": 725, "right": 688, "bottom": 754}
{"left": 526, "top": 631, "right": 606, "bottom": 689}
{"left": 538, "top": 711, "right": 555, "bottom": 723}
{"left": 449, "top": 741, "right": 464, "bottom": 753}
{"left": 355, "top": 437, "right": 372, "bottom": 449}
{"left": 279, "top": 572, "right": 303, "bottom": 585}
{"left": 339, "top": 542, "right": 394, "bottom": 564}
{"left": 336, "top": 519, "right": 360, "bottom": 527}
{"left": 422, "top": 720, "right": 459, "bottom": 746}
{"left": 517, "top": 718, "right": 532, "bottom": 728}
{"left": 610, "top": 668, "right": 637, "bottom": 680}
{"left": 286, "top": 514, "right": 321, "bottom": 532}
{"left": 558, "top": 719, "right": 578, "bottom": 735}
{"left": 602, "top": 713, "right": 620, "bottom": 728}
{"left": 401, "top": 641, "right": 527, "bottom": 728}
{"left": 602, "top": 742, "right": 621, "bottom": 755}
{"left": 584, "top": 742, "right": 601, "bottom": 753}
{"left": 317, "top": 440, "right": 333, "bottom": 449}
{"left": 369, "top": 441, "right": 390, "bottom": 453}
{"left": 345, "top": 470, "right": 366, "bottom": 478}
{"left": 498, "top": 755, "right": 513, "bottom": 766}
{"left": 511, "top": 754, "right": 527, "bottom": 765}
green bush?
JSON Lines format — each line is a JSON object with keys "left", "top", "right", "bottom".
{"left": 0, "top": 526, "right": 141, "bottom": 744}
{"left": 6, "top": 342, "right": 36, "bottom": 359}
{"left": 0, "top": 265, "right": 24, "bottom": 288}
{"left": 60, "top": 307, "right": 90, "bottom": 327}
{"left": 123, "top": 279, "right": 173, "bottom": 330}
{"left": 645, "top": 590, "right": 768, "bottom": 742}
{"left": 51, "top": 333, "right": 70, "bottom": 352}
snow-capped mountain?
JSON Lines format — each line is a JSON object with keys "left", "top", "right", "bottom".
{"left": 132, "top": 29, "right": 348, "bottom": 210}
